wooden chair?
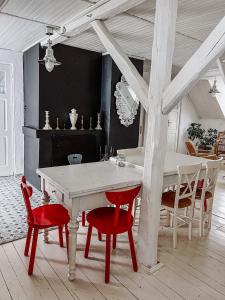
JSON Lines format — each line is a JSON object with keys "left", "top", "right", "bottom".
{"left": 215, "top": 132, "right": 225, "bottom": 159}
{"left": 20, "top": 176, "right": 70, "bottom": 275}
{"left": 84, "top": 185, "right": 141, "bottom": 283}
{"left": 185, "top": 140, "right": 217, "bottom": 160}
{"left": 194, "top": 159, "right": 221, "bottom": 236}
{"left": 161, "top": 163, "right": 201, "bottom": 248}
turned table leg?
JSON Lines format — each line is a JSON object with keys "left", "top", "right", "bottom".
{"left": 41, "top": 179, "right": 50, "bottom": 243}
{"left": 68, "top": 210, "right": 79, "bottom": 281}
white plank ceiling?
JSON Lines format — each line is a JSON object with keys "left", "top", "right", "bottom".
{"left": 1, "top": 0, "right": 225, "bottom": 66}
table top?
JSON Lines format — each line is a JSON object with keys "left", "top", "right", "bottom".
{"left": 120, "top": 151, "right": 207, "bottom": 176}
{"left": 37, "top": 152, "right": 207, "bottom": 198}
{"left": 37, "top": 161, "right": 143, "bottom": 198}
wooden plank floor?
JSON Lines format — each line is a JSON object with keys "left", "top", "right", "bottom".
{"left": 1, "top": 172, "right": 225, "bottom": 300}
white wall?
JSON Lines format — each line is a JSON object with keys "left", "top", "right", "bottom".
{"left": 189, "top": 80, "right": 224, "bottom": 118}
{"left": 177, "top": 95, "right": 199, "bottom": 153}
{"left": 0, "top": 49, "right": 24, "bottom": 174}
{"left": 200, "top": 118, "right": 225, "bottom": 131}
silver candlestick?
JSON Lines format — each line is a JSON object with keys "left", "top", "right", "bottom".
{"left": 89, "top": 117, "right": 93, "bottom": 130}
{"left": 95, "top": 113, "right": 102, "bottom": 130}
{"left": 56, "top": 117, "right": 60, "bottom": 130}
{"left": 81, "top": 115, "right": 84, "bottom": 130}
{"left": 43, "top": 111, "right": 52, "bottom": 130}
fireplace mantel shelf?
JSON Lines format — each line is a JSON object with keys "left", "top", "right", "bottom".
{"left": 23, "top": 126, "right": 103, "bottom": 138}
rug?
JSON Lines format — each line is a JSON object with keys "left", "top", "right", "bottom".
{"left": 0, "top": 175, "right": 52, "bottom": 244}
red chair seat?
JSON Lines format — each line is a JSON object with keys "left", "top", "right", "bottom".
{"left": 162, "top": 191, "right": 192, "bottom": 208}
{"left": 84, "top": 185, "right": 141, "bottom": 283}
{"left": 87, "top": 207, "right": 133, "bottom": 234}
{"left": 28, "top": 204, "right": 70, "bottom": 228}
{"left": 195, "top": 189, "right": 212, "bottom": 211}
{"left": 20, "top": 176, "right": 69, "bottom": 275}
{"left": 195, "top": 189, "right": 212, "bottom": 200}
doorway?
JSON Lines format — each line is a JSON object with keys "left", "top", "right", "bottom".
{"left": 0, "top": 63, "right": 13, "bottom": 176}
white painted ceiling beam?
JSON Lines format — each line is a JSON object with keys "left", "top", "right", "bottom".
{"left": 40, "top": 0, "right": 146, "bottom": 47}
{"left": 92, "top": 20, "right": 148, "bottom": 111}
{"left": 162, "top": 15, "right": 225, "bottom": 115}
{"left": 200, "top": 67, "right": 221, "bottom": 80}
{"left": 217, "top": 58, "right": 225, "bottom": 84}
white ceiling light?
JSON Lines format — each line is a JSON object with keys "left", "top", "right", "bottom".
{"left": 209, "top": 78, "right": 220, "bottom": 97}
{"left": 38, "top": 26, "right": 62, "bottom": 72}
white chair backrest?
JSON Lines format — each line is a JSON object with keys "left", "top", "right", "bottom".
{"left": 175, "top": 163, "right": 202, "bottom": 207}
{"left": 202, "top": 158, "right": 222, "bottom": 195}
{"left": 117, "top": 147, "right": 144, "bottom": 157}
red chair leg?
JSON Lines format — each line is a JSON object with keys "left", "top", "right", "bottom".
{"left": 128, "top": 229, "right": 138, "bottom": 272}
{"left": 105, "top": 234, "right": 111, "bottom": 283}
{"left": 65, "top": 224, "right": 69, "bottom": 259}
{"left": 28, "top": 228, "right": 39, "bottom": 275}
{"left": 112, "top": 234, "right": 117, "bottom": 249}
{"left": 98, "top": 231, "right": 102, "bottom": 241}
{"left": 84, "top": 225, "right": 92, "bottom": 258}
{"left": 24, "top": 226, "right": 33, "bottom": 256}
{"left": 58, "top": 226, "right": 64, "bottom": 247}
{"left": 82, "top": 211, "right": 86, "bottom": 227}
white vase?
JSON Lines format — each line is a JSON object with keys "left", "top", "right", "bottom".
{"left": 69, "top": 108, "right": 78, "bottom": 130}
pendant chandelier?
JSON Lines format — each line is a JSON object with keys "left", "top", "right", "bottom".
{"left": 38, "top": 26, "right": 62, "bottom": 72}
{"left": 209, "top": 78, "right": 220, "bottom": 97}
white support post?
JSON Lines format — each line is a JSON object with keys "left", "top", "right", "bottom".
{"left": 162, "top": 15, "right": 225, "bottom": 114}
{"left": 137, "top": 0, "right": 178, "bottom": 268}
{"left": 92, "top": 20, "right": 149, "bottom": 111}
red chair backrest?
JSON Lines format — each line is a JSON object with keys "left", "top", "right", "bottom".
{"left": 20, "top": 176, "right": 34, "bottom": 222}
{"left": 105, "top": 185, "right": 141, "bottom": 227}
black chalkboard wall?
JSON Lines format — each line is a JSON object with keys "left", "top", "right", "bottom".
{"left": 23, "top": 44, "right": 143, "bottom": 188}
{"left": 24, "top": 44, "right": 102, "bottom": 129}
{"left": 101, "top": 55, "right": 143, "bottom": 151}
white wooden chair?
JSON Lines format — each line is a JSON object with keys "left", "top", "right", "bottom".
{"left": 194, "top": 159, "right": 221, "bottom": 236}
{"left": 161, "top": 163, "right": 202, "bottom": 248}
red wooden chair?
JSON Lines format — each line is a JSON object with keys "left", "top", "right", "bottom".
{"left": 20, "top": 176, "right": 70, "bottom": 275}
{"left": 84, "top": 185, "right": 141, "bottom": 283}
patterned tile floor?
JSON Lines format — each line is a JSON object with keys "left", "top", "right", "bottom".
{"left": 0, "top": 175, "right": 44, "bottom": 244}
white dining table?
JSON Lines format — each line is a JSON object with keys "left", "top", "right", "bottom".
{"left": 36, "top": 151, "right": 208, "bottom": 280}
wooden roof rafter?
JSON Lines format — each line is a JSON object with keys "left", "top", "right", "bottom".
{"left": 162, "top": 15, "right": 225, "bottom": 114}
{"left": 40, "top": 0, "right": 147, "bottom": 47}
{"left": 92, "top": 20, "right": 149, "bottom": 111}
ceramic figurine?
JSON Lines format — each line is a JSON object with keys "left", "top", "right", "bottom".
{"left": 69, "top": 108, "right": 78, "bottom": 130}
{"left": 89, "top": 116, "right": 93, "bottom": 130}
{"left": 56, "top": 117, "right": 60, "bottom": 130}
{"left": 43, "top": 111, "right": 52, "bottom": 130}
{"left": 81, "top": 115, "right": 84, "bottom": 130}
{"left": 95, "top": 113, "right": 102, "bottom": 130}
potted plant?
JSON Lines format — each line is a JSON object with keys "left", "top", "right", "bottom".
{"left": 187, "top": 123, "right": 205, "bottom": 144}
{"left": 200, "top": 128, "right": 218, "bottom": 150}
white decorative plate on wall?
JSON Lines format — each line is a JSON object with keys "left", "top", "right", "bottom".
{"left": 114, "top": 76, "right": 139, "bottom": 127}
